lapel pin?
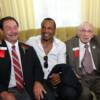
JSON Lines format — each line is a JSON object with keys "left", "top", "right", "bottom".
{"left": 92, "top": 46, "right": 96, "bottom": 49}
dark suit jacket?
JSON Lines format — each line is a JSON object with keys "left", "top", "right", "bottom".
{"left": 0, "top": 41, "right": 44, "bottom": 99}
{"left": 66, "top": 35, "right": 100, "bottom": 76}
{"left": 47, "top": 64, "right": 82, "bottom": 94}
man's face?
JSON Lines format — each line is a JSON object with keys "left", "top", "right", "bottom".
{"left": 41, "top": 20, "right": 55, "bottom": 41}
{"left": 2, "top": 19, "right": 19, "bottom": 44}
{"left": 78, "top": 23, "right": 94, "bottom": 43}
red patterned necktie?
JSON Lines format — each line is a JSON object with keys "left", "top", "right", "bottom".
{"left": 81, "top": 44, "right": 94, "bottom": 74}
{"left": 12, "top": 45, "right": 24, "bottom": 92}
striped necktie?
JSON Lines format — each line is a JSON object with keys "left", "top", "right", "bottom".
{"left": 12, "top": 45, "right": 24, "bottom": 92}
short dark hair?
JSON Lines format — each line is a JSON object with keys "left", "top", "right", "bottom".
{"left": 0, "top": 16, "right": 19, "bottom": 30}
{"left": 41, "top": 18, "right": 56, "bottom": 29}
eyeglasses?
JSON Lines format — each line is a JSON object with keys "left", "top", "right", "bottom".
{"left": 44, "top": 56, "right": 48, "bottom": 68}
{"left": 80, "top": 29, "right": 93, "bottom": 33}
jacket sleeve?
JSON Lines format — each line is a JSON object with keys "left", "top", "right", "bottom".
{"left": 48, "top": 64, "right": 82, "bottom": 95}
{"left": 61, "top": 64, "right": 82, "bottom": 92}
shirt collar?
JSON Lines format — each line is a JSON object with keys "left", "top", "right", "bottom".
{"left": 79, "top": 39, "right": 90, "bottom": 48}
{"left": 39, "top": 35, "right": 57, "bottom": 45}
{"left": 5, "top": 40, "right": 19, "bottom": 50}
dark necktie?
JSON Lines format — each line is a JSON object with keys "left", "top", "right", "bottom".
{"left": 12, "top": 45, "right": 24, "bottom": 92}
{"left": 81, "top": 44, "right": 93, "bottom": 74}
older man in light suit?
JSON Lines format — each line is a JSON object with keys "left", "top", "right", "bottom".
{"left": 66, "top": 22, "right": 100, "bottom": 100}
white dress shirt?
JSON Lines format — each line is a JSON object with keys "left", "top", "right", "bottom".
{"left": 79, "top": 39, "right": 96, "bottom": 69}
{"left": 5, "top": 40, "right": 23, "bottom": 88}
{"left": 26, "top": 35, "right": 66, "bottom": 79}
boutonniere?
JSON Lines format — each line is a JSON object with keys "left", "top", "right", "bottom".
{"left": 21, "top": 44, "right": 29, "bottom": 54}
{"left": 0, "top": 47, "right": 7, "bottom": 58}
{"left": 92, "top": 45, "right": 96, "bottom": 49}
{"left": 73, "top": 47, "right": 79, "bottom": 58}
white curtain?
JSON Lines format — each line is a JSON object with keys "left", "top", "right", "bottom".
{"left": 0, "top": 0, "right": 35, "bottom": 30}
{"left": 33, "top": 0, "right": 81, "bottom": 28}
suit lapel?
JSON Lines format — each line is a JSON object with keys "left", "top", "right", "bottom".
{"left": 19, "top": 43, "right": 25, "bottom": 60}
{"left": 90, "top": 39, "right": 98, "bottom": 70}
{"left": 71, "top": 37, "right": 83, "bottom": 75}
{"left": 1, "top": 41, "right": 11, "bottom": 74}
{"left": 72, "top": 37, "right": 79, "bottom": 68}
{"left": 18, "top": 42, "right": 30, "bottom": 75}
{"left": 18, "top": 42, "right": 25, "bottom": 71}
{"left": 2, "top": 40, "right": 11, "bottom": 63}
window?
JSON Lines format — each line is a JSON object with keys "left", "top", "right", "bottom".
{"left": 33, "top": 0, "right": 81, "bottom": 28}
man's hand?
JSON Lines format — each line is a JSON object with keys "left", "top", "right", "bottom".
{"left": 76, "top": 73, "right": 81, "bottom": 80}
{"left": 49, "top": 73, "right": 61, "bottom": 86}
{"left": 74, "top": 72, "right": 82, "bottom": 82}
{"left": 0, "top": 91, "right": 16, "bottom": 100}
{"left": 33, "top": 81, "right": 46, "bottom": 100}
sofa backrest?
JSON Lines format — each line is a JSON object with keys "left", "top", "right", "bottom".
{"left": 18, "top": 27, "right": 77, "bottom": 42}
{"left": 0, "top": 27, "right": 100, "bottom": 42}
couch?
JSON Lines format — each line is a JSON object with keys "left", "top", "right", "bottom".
{"left": 18, "top": 27, "right": 78, "bottom": 42}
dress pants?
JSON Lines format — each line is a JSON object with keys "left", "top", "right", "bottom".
{"left": 8, "top": 87, "right": 32, "bottom": 100}
{"left": 42, "top": 81, "right": 56, "bottom": 100}
{"left": 78, "top": 71, "right": 100, "bottom": 100}
{"left": 55, "top": 84, "right": 78, "bottom": 100}
{"left": 43, "top": 80, "right": 79, "bottom": 100}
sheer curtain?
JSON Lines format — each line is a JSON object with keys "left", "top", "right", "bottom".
{"left": 81, "top": 0, "right": 100, "bottom": 28}
{"left": 0, "top": 0, "right": 35, "bottom": 30}
{"left": 1, "top": 0, "right": 100, "bottom": 30}
{"left": 33, "top": 0, "right": 81, "bottom": 28}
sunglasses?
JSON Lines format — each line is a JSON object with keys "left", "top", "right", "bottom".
{"left": 44, "top": 56, "right": 48, "bottom": 68}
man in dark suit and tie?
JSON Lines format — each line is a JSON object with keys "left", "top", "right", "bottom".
{"left": 66, "top": 22, "right": 100, "bottom": 100}
{"left": 0, "top": 16, "right": 44, "bottom": 100}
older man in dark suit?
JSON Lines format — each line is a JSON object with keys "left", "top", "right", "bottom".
{"left": 66, "top": 22, "right": 100, "bottom": 100}
{"left": 0, "top": 16, "right": 44, "bottom": 100}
